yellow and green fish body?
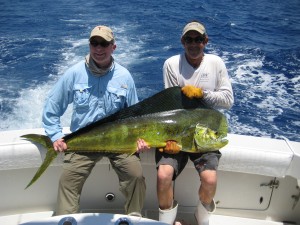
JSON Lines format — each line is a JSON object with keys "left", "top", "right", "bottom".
{"left": 22, "top": 108, "right": 228, "bottom": 188}
{"left": 65, "top": 108, "right": 228, "bottom": 153}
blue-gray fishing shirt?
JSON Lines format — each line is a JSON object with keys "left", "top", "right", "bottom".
{"left": 42, "top": 60, "right": 138, "bottom": 142}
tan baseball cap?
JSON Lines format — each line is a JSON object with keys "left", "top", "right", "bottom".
{"left": 182, "top": 21, "right": 206, "bottom": 37}
{"left": 90, "top": 25, "right": 114, "bottom": 41}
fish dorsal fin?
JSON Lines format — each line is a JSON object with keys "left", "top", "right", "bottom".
{"left": 65, "top": 87, "right": 208, "bottom": 141}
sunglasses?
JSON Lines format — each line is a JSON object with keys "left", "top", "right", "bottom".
{"left": 90, "top": 40, "right": 112, "bottom": 48}
{"left": 184, "top": 36, "right": 205, "bottom": 44}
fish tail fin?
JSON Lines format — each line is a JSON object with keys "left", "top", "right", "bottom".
{"left": 21, "top": 134, "right": 57, "bottom": 189}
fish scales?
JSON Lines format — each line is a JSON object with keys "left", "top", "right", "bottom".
{"left": 65, "top": 109, "right": 227, "bottom": 153}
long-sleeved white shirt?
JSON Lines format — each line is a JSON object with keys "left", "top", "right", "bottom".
{"left": 163, "top": 53, "right": 234, "bottom": 109}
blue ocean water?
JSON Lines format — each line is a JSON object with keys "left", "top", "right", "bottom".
{"left": 0, "top": 0, "right": 299, "bottom": 141}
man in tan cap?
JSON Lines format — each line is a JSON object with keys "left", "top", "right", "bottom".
{"left": 156, "top": 20, "right": 234, "bottom": 224}
{"left": 90, "top": 25, "right": 115, "bottom": 42}
{"left": 42, "top": 25, "right": 146, "bottom": 216}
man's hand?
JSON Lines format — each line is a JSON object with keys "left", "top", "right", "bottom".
{"left": 136, "top": 138, "right": 150, "bottom": 153}
{"left": 181, "top": 85, "right": 204, "bottom": 99}
{"left": 53, "top": 138, "right": 67, "bottom": 152}
{"left": 159, "top": 140, "right": 181, "bottom": 154}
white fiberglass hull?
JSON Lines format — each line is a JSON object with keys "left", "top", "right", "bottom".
{"left": 0, "top": 128, "right": 299, "bottom": 225}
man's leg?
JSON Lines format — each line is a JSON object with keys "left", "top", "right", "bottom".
{"left": 199, "top": 170, "right": 217, "bottom": 206}
{"left": 157, "top": 164, "right": 179, "bottom": 224}
{"left": 193, "top": 152, "right": 220, "bottom": 224}
{"left": 155, "top": 151, "right": 188, "bottom": 224}
{"left": 109, "top": 153, "right": 146, "bottom": 214}
{"left": 55, "top": 153, "right": 101, "bottom": 215}
{"left": 157, "top": 164, "right": 174, "bottom": 209}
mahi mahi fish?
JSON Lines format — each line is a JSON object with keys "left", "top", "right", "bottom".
{"left": 21, "top": 87, "right": 228, "bottom": 189}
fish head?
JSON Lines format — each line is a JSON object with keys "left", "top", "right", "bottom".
{"left": 194, "top": 124, "right": 228, "bottom": 152}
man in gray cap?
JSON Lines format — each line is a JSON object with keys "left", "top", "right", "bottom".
{"left": 42, "top": 25, "right": 146, "bottom": 216}
{"left": 156, "top": 20, "right": 234, "bottom": 224}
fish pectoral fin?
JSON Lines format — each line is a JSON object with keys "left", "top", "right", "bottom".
{"left": 160, "top": 140, "right": 182, "bottom": 154}
{"left": 180, "top": 127, "right": 195, "bottom": 152}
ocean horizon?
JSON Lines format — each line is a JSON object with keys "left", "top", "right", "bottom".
{"left": 0, "top": 0, "right": 299, "bottom": 142}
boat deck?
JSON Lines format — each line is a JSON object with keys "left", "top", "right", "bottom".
{"left": 1, "top": 211, "right": 296, "bottom": 225}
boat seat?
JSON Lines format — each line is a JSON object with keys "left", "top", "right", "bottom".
{"left": 218, "top": 134, "right": 298, "bottom": 179}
